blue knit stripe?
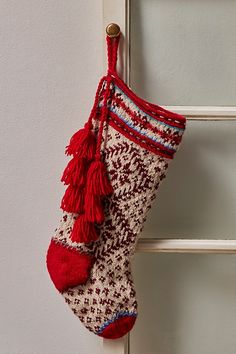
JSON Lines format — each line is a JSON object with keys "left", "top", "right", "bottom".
{"left": 96, "top": 311, "right": 137, "bottom": 334}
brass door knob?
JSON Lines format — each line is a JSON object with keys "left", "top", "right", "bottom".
{"left": 106, "top": 23, "right": 120, "bottom": 38}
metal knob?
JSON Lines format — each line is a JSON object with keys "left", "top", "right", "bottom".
{"left": 106, "top": 23, "right": 120, "bottom": 38}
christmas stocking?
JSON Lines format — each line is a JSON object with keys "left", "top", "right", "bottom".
{"left": 46, "top": 34, "right": 186, "bottom": 339}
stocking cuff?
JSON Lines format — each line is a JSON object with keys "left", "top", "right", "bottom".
{"left": 98, "top": 75, "right": 186, "bottom": 159}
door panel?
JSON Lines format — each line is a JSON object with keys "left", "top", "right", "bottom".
{"left": 141, "top": 120, "right": 236, "bottom": 240}
{"left": 130, "top": 253, "right": 236, "bottom": 354}
{"left": 130, "top": 0, "right": 236, "bottom": 106}
{"left": 129, "top": 0, "right": 236, "bottom": 353}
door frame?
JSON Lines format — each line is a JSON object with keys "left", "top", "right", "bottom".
{"left": 102, "top": 1, "right": 236, "bottom": 353}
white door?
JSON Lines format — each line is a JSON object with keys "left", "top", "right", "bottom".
{"left": 103, "top": 1, "right": 236, "bottom": 353}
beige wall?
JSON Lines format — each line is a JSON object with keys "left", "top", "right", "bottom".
{"left": 0, "top": 1, "right": 104, "bottom": 353}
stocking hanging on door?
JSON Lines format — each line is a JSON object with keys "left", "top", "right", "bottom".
{"left": 46, "top": 31, "right": 186, "bottom": 339}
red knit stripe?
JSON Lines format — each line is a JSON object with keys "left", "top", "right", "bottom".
{"left": 112, "top": 96, "right": 182, "bottom": 146}
{"left": 108, "top": 113, "right": 174, "bottom": 159}
{"left": 109, "top": 110, "right": 177, "bottom": 155}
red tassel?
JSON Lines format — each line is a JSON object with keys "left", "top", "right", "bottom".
{"left": 61, "top": 185, "right": 84, "bottom": 213}
{"left": 86, "top": 160, "right": 113, "bottom": 196}
{"left": 85, "top": 193, "right": 104, "bottom": 224}
{"left": 65, "top": 126, "right": 96, "bottom": 159}
{"left": 61, "top": 156, "right": 87, "bottom": 187}
{"left": 70, "top": 214, "right": 99, "bottom": 243}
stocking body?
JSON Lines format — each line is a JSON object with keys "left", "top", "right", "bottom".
{"left": 46, "top": 35, "right": 186, "bottom": 339}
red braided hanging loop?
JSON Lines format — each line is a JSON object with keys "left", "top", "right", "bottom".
{"left": 95, "top": 75, "right": 113, "bottom": 160}
{"left": 106, "top": 34, "right": 120, "bottom": 75}
{"left": 83, "top": 35, "right": 121, "bottom": 226}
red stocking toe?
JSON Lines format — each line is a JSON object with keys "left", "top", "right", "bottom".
{"left": 46, "top": 239, "right": 93, "bottom": 292}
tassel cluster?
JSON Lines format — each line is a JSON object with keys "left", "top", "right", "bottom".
{"left": 59, "top": 37, "right": 119, "bottom": 246}
{"left": 65, "top": 123, "right": 96, "bottom": 159}
{"left": 60, "top": 124, "right": 113, "bottom": 244}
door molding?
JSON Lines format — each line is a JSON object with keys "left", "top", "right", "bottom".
{"left": 136, "top": 238, "right": 236, "bottom": 254}
{"left": 164, "top": 106, "right": 236, "bottom": 119}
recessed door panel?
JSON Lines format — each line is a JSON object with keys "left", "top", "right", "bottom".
{"left": 141, "top": 121, "right": 236, "bottom": 239}
{"left": 130, "top": 0, "right": 236, "bottom": 106}
{"left": 130, "top": 253, "right": 236, "bottom": 354}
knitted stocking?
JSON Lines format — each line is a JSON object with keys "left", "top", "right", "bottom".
{"left": 46, "top": 35, "right": 186, "bottom": 339}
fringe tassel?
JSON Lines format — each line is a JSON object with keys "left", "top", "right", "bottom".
{"left": 86, "top": 160, "right": 113, "bottom": 196}
{"left": 85, "top": 193, "right": 105, "bottom": 224}
{"left": 60, "top": 185, "right": 84, "bottom": 213}
{"left": 61, "top": 156, "right": 87, "bottom": 187}
{"left": 65, "top": 126, "right": 96, "bottom": 160}
{"left": 70, "top": 214, "right": 99, "bottom": 243}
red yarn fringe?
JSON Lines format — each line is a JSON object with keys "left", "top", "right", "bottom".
{"left": 65, "top": 127, "right": 96, "bottom": 160}
{"left": 61, "top": 185, "right": 84, "bottom": 213}
{"left": 61, "top": 156, "right": 87, "bottom": 187}
{"left": 85, "top": 193, "right": 104, "bottom": 224}
{"left": 70, "top": 214, "right": 99, "bottom": 243}
{"left": 86, "top": 160, "right": 113, "bottom": 196}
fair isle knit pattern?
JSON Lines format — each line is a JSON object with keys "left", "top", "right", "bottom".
{"left": 46, "top": 34, "right": 186, "bottom": 339}
{"left": 99, "top": 79, "right": 184, "bottom": 159}
{"left": 51, "top": 85, "right": 186, "bottom": 334}
{"left": 112, "top": 85, "right": 182, "bottom": 152}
